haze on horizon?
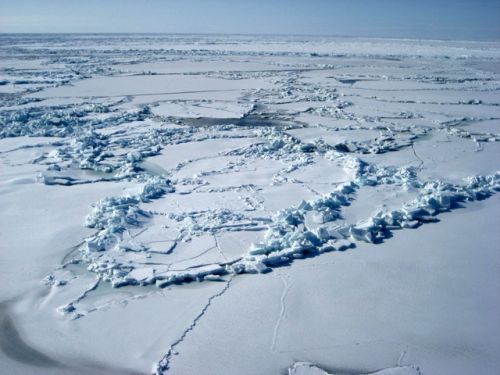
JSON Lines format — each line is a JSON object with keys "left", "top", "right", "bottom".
{"left": 0, "top": 0, "right": 499, "bottom": 41}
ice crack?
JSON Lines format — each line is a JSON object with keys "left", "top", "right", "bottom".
{"left": 153, "top": 277, "right": 233, "bottom": 374}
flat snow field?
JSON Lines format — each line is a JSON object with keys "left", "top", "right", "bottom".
{"left": 0, "top": 34, "right": 499, "bottom": 375}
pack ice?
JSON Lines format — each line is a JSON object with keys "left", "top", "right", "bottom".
{"left": 0, "top": 34, "right": 499, "bottom": 375}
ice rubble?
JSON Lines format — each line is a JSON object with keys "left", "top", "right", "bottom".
{"left": 84, "top": 176, "right": 174, "bottom": 253}
{"left": 443, "top": 117, "right": 500, "bottom": 143}
{"left": 9, "top": 78, "right": 498, "bottom": 298}
{"left": 0, "top": 103, "right": 150, "bottom": 138}
{"left": 287, "top": 362, "right": 421, "bottom": 375}
{"left": 252, "top": 73, "right": 339, "bottom": 104}
{"left": 32, "top": 91, "right": 496, "bottom": 294}
{"left": 66, "top": 138, "right": 499, "bottom": 292}
{"left": 237, "top": 151, "right": 499, "bottom": 273}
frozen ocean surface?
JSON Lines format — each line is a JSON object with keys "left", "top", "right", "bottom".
{"left": 0, "top": 34, "right": 499, "bottom": 375}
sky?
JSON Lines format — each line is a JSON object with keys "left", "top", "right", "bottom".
{"left": 0, "top": 0, "right": 499, "bottom": 41}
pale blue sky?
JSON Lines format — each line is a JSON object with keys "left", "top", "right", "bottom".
{"left": 1, "top": 0, "right": 499, "bottom": 41}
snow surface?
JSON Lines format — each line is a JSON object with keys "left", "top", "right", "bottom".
{"left": 0, "top": 34, "right": 499, "bottom": 375}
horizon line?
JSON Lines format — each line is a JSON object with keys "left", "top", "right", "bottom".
{"left": 0, "top": 31, "right": 499, "bottom": 44}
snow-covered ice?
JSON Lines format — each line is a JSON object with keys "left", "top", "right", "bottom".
{"left": 0, "top": 34, "right": 499, "bottom": 375}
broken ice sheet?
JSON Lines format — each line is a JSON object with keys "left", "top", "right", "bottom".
{"left": 0, "top": 34, "right": 499, "bottom": 375}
